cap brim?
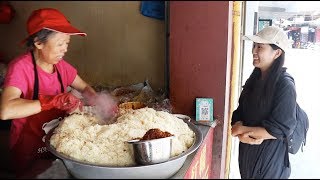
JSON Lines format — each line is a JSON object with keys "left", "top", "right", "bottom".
{"left": 44, "top": 26, "right": 87, "bottom": 36}
{"left": 20, "top": 25, "right": 87, "bottom": 46}
{"left": 242, "top": 35, "right": 289, "bottom": 51}
{"left": 242, "top": 35, "right": 273, "bottom": 44}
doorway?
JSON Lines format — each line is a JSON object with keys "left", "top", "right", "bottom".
{"left": 229, "top": 1, "right": 320, "bottom": 179}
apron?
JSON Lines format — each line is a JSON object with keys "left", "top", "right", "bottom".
{"left": 11, "top": 51, "right": 66, "bottom": 175}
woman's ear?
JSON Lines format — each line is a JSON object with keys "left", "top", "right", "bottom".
{"left": 33, "top": 37, "right": 43, "bottom": 49}
{"left": 274, "top": 49, "right": 283, "bottom": 59}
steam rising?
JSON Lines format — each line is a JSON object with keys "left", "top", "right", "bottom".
{"left": 86, "top": 91, "right": 119, "bottom": 123}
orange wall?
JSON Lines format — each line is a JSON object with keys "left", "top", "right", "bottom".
{"left": 169, "top": 1, "right": 232, "bottom": 178}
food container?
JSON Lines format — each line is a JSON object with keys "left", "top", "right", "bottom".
{"left": 127, "top": 136, "right": 175, "bottom": 165}
{"left": 45, "top": 118, "right": 203, "bottom": 179}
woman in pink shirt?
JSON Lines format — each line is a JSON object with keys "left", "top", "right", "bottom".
{"left": 0, "top": 8, "right": 97, "bottom": 177}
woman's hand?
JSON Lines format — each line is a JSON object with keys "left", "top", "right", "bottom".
{"left": 237, "top": 131, "right": 264, "bottom": 145}
{"left": 39, "top": 93, "right": 83, "bottom": 113}
{"left": 231, "top": 121, "right": 265, "bottom": 145}
{"left": 231, "top": 121, "right": 245, "bottom": 136}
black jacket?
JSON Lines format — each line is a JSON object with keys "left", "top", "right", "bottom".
{"left": 232, "top": 70, "right": 296, "bottom": 179}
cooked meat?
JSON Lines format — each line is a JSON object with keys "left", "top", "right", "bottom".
{"left": 119, "top": 102, "right": 146, "bottom": 110}
{"left": 141, "top": 128, "right": 174, "bottom": 140}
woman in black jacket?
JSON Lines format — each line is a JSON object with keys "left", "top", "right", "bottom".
{"left": 231, "top": 26, "right": 296, "bottom": 179}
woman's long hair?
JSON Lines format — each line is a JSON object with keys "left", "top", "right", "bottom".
{"left": 242, "top": 44, "right": 286, "bottom": 109}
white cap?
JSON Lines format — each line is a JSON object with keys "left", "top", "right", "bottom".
{"left": 242, "top": 26, "right": 290, "bottom": 51}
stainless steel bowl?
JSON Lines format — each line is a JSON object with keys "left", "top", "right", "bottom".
{"left": 45, "top": 119, "right": 203, "bottom": 179}
{"left": 127, "top": 136, "right": 174, "bottom": 165}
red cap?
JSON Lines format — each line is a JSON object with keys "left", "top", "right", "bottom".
{"left": 21, "top": 8, "right": 86, "bottom": 44}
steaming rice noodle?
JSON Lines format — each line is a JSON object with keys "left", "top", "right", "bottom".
{"left": 49, "top": 107, "right": 195, "bottom": 166}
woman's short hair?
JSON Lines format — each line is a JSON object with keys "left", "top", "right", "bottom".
{"left": 25, "top": 29, "right": 55, "bottom": 50}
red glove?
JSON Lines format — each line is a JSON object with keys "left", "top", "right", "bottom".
{"left": 39, "top": 93, "right": 83, "bottom": 113}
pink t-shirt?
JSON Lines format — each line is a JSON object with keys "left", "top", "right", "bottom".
{"left": 4, "top": 51, "right": 77, "bottom": 148}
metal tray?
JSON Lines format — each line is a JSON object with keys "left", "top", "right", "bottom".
{"left": 45, "top": 119, "right": 203, "bottom": 179}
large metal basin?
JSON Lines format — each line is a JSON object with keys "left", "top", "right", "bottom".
{"left": 45, "top": 119, "right": 203, "bottom": 179}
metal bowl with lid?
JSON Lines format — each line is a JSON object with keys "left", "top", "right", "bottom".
{"left": 45, "top": 119, "right": 203, "bottom": 179}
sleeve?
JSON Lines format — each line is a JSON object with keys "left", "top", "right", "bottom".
{"left": 262, "top": 77, "right": 297, "bottom": 139}
{"left": 231, "top": 107, "right": 241, "bottom": 125}
{"left": 231, "top": 91, "right": 244, "bottom": 125}
{"left": 4, "top": 61, "right": 28, "bottom": 96}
